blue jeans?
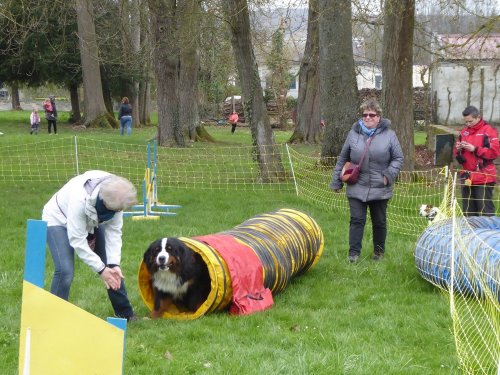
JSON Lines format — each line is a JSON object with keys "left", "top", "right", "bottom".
{"left": 120, "top": 116, "right": 132, "bottom": 135}
{"left": 46, "top": 225, "right": 134, "bottom": 318}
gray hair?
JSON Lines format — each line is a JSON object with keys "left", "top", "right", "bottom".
{"left": 360, "top": 98, "right": 382, "bottom": 117}
{"left": 99, "top": 175, "right": 137, "bottom": 211}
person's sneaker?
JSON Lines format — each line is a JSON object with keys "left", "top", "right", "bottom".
{"left": 348, "top": 254, "right": 359, "bottom": 263}
{"left": 127, "top": 314, "right": 139, "bottom": 322}
{"left": 372, "top": 252, "right": 384, "bottom": 261}
{"left": 115, "top": 314, "right": 139, "bottom": 323}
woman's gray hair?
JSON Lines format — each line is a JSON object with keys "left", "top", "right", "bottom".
{"left": 360, "top": 98, "right": 382, "bottom": 116}
{"left": 99, "top": 175, "right": 137, "bottom": 211}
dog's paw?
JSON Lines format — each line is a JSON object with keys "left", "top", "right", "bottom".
{"left": 150, "top": 310, "right": 163, "bottom": 319}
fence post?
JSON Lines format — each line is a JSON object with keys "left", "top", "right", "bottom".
{"left": 74, "top": 135, "right": 79, "bottom": 176}
{"left": 285, "top": 144, "right": 299, "bottom": 196}
{"left": 449, "top": 172, "right": 458, "bottom": 316}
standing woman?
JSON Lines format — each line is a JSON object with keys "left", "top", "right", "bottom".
{"left": 118, "top": 97, "right": 133, "bottom": 136}
{"left": 330, "top": 99, "right": 404, "bottom": 263}
{"left": 44, "top": 95, "right": 58, "bottom": 134}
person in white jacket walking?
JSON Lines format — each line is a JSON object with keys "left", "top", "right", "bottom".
{"left": 42, "top": 170, "right": 138, "bottom": 321}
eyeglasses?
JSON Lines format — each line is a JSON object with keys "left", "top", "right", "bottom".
{"left": 362, "top": 113, "right": 378, "bottom": 118}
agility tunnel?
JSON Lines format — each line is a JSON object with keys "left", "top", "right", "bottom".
{"left": 138, "top": 208, "right": 324, "bottom": 320}
{"left": 414, "top": 216, "right": 500, "bottom": 301}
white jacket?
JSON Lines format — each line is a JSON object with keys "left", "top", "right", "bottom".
{"left": 42, "top": 170, "right": 124, "bottom": 273}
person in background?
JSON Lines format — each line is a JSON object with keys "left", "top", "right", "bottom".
{"left": 454, "top": 105, "right": 499, "bottom": 216}
{"left": 30, "top": 106, "right": 40, "bottom": 135}
{"left": 44, "top": 95, "right": 58, "bottom": 134}
{"left": 42, "top": 170, "right": 138, "bottom": 321}
{"left": 118, "top": 97, "right": 133, "bottom": 136}
{"left": 229, "top": 111, "right": 239, "bottom": 134}
{"left": 330, "top": 99, "right": 404, "bottom": 263}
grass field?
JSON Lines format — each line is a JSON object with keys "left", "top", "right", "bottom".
{"left": 0, "top": 111, "right": 459, "bottom": 374}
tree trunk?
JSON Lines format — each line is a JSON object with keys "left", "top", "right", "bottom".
{"left": 222, "top": 0, "right": 285, "bottom": 182}
{"left": 288, "top": 0, "right": 321, "bottom": 144}
{"left": 178, "top": 0, "right": 201, "bottom": 142}
{"left": 75, "top": 0, "right": 116, "bottom": 128}
{"left": 381, "top": 0, "right": 415, "bottom": 171}
{"left": 138, "top": 0, "right": 151, "bottom": 126}
{"left": 102, "top": 77, "right": 114, "bottom": 116}
{"left": 138, "top": 80, "right": 151, "bottom": 125}
{"left": 120, "top": 0, "right": 141, "bottom": 127}
{"left": 194, "top": 124, "right": 216, "bottom": 142}
{"left": 319, "top": 0, "right": 359, "bottom": 159}
{"left": 10, "top": 82, "right": 21, "bottom": 110}
{"left": 130, "top": 0, "right": 141, "bottom": 128}
{"left": 148, "top": 0, "right": 184, "bottom": 147}
{"left": 68, "top": 82, "right": 82, "bottom": 123}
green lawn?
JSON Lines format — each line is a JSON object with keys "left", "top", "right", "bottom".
{"left": 0, "top": 111, "right": 459, "bottom": 374}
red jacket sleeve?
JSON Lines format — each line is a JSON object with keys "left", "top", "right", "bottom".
{"left": 476, "top": 125, "right": 500, "bottom": 161}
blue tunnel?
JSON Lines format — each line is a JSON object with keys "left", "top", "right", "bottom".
{"left": 415, "top": 216, "right": 500, "bottom": 301}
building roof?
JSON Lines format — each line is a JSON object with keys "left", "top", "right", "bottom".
{"left": 436, "top": 34, "right": 500, "bottom": 60}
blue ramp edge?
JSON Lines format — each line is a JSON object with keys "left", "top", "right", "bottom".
{"left": 24, "top": 219, "right": 47, "bottom": 288}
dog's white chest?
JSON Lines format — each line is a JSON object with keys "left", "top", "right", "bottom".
{"left": 153, "top": 271, "right": 189, "bottom": 299}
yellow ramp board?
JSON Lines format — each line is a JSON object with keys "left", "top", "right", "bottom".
{"left": 19, "top": 281, "right": 124, "bottom": 375}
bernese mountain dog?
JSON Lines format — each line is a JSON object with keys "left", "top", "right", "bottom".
{"left": 143, "top": 237, "right": 211, "bottom": 319}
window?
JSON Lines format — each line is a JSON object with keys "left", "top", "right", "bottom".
{"left": 375, "top": 75, "right": 382, "bottom": 89}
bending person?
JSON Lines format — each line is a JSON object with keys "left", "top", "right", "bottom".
{"left": 42, "top": 170, "right": 138, "bottom": 321}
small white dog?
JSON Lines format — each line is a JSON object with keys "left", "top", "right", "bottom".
{"left": 419, "top": 204, "right": 444, "bottom": 222}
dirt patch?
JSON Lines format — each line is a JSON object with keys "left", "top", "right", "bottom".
{"left": 415, "top": 145, "right": 435, "bottom": 169}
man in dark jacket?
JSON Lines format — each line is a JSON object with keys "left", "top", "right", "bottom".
{"left": 453, "top": 105, "right": 499, "bottom": 216}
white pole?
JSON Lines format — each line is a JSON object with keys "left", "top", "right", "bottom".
{"left": 74, "top": 135, "right": 79, "bottom": 175}
{"left": 23, "top": 327, "right": 31, "bottom": 375}
{"left": 449, "top": 172, "right": 458, "bottom": 315}
{"left": 285, "top": 144, "right": 299, "bottom": 196}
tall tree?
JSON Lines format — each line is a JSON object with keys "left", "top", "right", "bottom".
{"left": 320, "top": 0, "right": 359, "bottom": 159}
{"left": 222, "top": 0, "right": 285, "bottom": 182}
{"left": 75, "top": 0, "right": 116, "bottom": 128}
{"left": 381, "top": 0, "right": 415, "bottom": 170}
{"left": 265, "top": 19, "right": 290, "bottom": 129}
{"left": 178, "top": 0, "right": 201, "bottom": 141}
{"left": 148, "top": 0, "right": 183, "bottom": 147}
{"left": 138, "top": 0, "right": 152, "bottom": 126}
{"left": 119, "top": 0, "right": 141, "bottom": 127}
{"left": 198, "top": 7, "right": 235, "bottom": 118}
{"left": 288, "top": 0, "right": 321, "bottom": 144}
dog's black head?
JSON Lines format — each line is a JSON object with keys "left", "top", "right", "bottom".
{"left": 143, "top": 237, "right": 192, "bottom": 275}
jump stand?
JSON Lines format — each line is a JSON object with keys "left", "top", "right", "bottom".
{"left": 124, "top": 141, "right": 181, "bottom": 220}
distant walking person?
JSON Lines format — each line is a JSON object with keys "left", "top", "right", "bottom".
{"left": 229, "top": 111, "right": 239, "bottom": 134}
{"left": 453, "top": 105, "right": 499, "bottom": 216}
{"left": 118, "top": 97, "right": 133, "bottom": 136}
{"left": 30, "top": 106, "right": 40, "bottom": 135}
{"left": 43, "top": 95, "right": 58, "bottom": 134}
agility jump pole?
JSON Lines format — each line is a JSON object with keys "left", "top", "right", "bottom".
{"left": 124, "top": 140, "right": 181, "bottom": 220}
